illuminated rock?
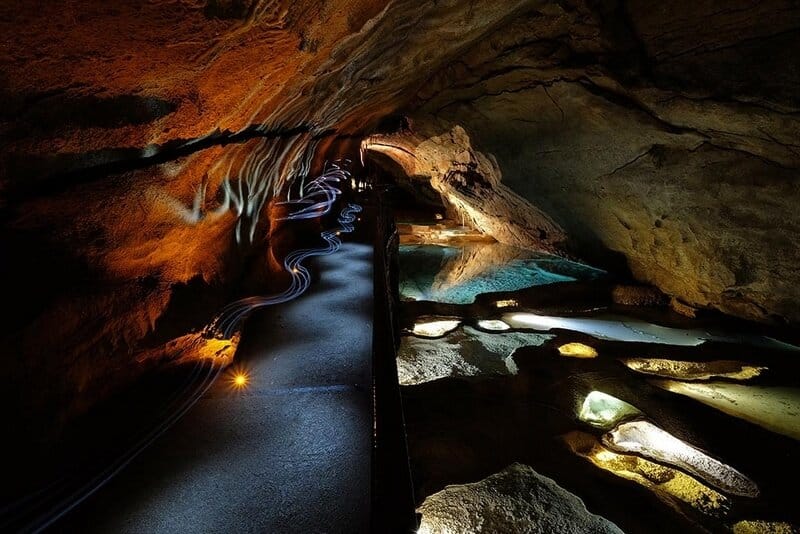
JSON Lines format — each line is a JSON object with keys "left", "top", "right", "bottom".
{"left": 411, "top": 319, "right": 462, "bottom": 338}
{"left": 392, "top": 6, "right": 800, "bottom": 325}
{"left": 621, "top": 358, "right": 765, "bottom": 381}
{"left": 653, "top": 381, "right": 800, "bottom": 441}
{"left": 397, "top": 337, "right": 477, "bottom": 386}
{"left": 417, "top": 463, "right": 623, "bottom": 534}
{"left": 503, "top": 312, "right": 710, "bottom": 346}
{"left": 363, "top": 126, "right": 568, "bottom": 251}
{"left": 603, "top": 420, "right": 759, "bottom": 498}
{"left": 578, "top": 391, "right": 641, "bottom": 430}
{"left": 733, "top": 520, "right": 798, "bottom": 534}
{"left": 476, "top": 319, "right": 511, "bottom": 331}
{"left": 558, "top": 343, "right": 598, "bottom": 358}
{"left": 501, "top": 312, "right": 798, "bottom": 351}
{"left": 138, "top": 332, "right": 240, "bottom": 367}
{"left": 564, "top": 431, "right": 730, "bottom": 517}
{"left": 397, "top": 327, "right": 551, "bottom": 386}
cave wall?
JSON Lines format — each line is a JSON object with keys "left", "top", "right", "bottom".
{"left": 0, "top": 0, "right": 541, "bottom": 436}
{"left": 381, "top": 0, "right": 800, "bottom": 324}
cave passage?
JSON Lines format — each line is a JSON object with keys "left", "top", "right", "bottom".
{"left": 3, "top": 1, "right": 800, "bottom": 533}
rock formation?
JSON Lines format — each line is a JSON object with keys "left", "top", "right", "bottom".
{"left": 417, "top": 462, "right": 623, "bottom": 533}
{"left": 366, "top": 1, "right": 800, "bottom": 324}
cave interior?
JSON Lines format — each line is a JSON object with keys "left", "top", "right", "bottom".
{"left": 1, "top": 1, "right": 799, "bottom": 533}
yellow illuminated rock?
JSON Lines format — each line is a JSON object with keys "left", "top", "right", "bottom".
{"left": 603, "top": 420, "right": 758, "bottom": 497}
{"left": 139, "top": 332, "right": 240, "bottom": 367}
{"left": 732, "top": 520, "right": 798, "bottom": 534}
{"left": 558, "top": 343, "right": 598, "bottom": 358}
{"left": 621, "top": 358, "right": 765, "bottom": 381}
{"left": 564, "top": 431, "right": 730, "bottom": 517}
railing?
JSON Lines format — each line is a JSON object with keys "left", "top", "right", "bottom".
{"left": 370, "top": 193, "right": 417, "bottom": 532}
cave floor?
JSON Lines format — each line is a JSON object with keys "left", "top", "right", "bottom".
{"left": 57, "top": 242, "right": 374, "bottom": 533}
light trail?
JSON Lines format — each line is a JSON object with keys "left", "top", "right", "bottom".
{"left": 2, "top": 161, "right": 363, "bottom": 533}
{"left": 207, "top": 161, "right": 360, "bottom": 339}
{"left": 209, "top": 200, "right": 362, "bottom": 339}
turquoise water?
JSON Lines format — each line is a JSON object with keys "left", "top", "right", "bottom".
{"left": 399, "top": 243, "right": 605, "bottom": 304}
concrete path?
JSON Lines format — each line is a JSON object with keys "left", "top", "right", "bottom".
{"left": 60, "top": 242, "right": 374, "bottom": 533}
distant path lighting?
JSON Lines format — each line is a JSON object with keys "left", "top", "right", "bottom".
{"left": 558, "top": 342, "right": 598, "bottom": 358}
{"left": 578, "top": 391, "right": 641, "bottom": 430}
{"left": 494, "top": 299, "right": 518, "bottom": 309}
{"left": 603, "top": 420, "right": 759, "bottom": 498}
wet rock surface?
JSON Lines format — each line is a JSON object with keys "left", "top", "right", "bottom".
{"left": 397, "top": 326, "right": 552, "bottom": 385}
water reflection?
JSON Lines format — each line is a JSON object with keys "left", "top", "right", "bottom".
{"left": 399, "top": 243, "right": 604, "bottom": 304}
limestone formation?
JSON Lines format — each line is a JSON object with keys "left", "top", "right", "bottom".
{"left": 397, "top": 326, "right": 552, "bottom": 385}
{"left": 417, "top": 463, "right": 623, "bottom": 534}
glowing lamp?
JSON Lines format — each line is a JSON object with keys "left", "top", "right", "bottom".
{"left": 231, "top": 371, "right": 249, "bottom": 389}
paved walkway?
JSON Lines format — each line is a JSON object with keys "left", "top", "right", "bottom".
{"left": 61, "top": 242, "right": 374, "bottom": 533}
